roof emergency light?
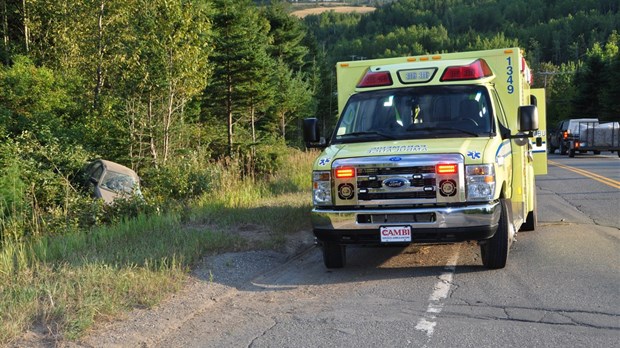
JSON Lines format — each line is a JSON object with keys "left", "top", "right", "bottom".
{"left": 357, "top": 70, "right": 393, "bottom": 88}
{"left": 440, "top": 59, "right": 493, "bottom": 82}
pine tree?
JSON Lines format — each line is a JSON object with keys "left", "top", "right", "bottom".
{"left": 205, "top": 0, "right": 274, "bottom": 157}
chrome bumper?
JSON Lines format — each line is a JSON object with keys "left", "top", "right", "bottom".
{"left": 311, "top": 201, "right": 501, "bottom": 231}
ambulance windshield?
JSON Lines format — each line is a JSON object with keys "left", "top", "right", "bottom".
{"left": 333, "top": 86, "right": 493, "bottom": 143}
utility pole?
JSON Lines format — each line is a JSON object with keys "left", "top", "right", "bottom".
{"left": 537, "top": 71, "right": 573, "bottom": 88}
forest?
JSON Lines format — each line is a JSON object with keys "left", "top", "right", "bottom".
{"left": 1, "top": 0, "right": 619, "bottom": 241}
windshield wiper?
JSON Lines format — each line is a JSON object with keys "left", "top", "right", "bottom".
{"left": 406, "top": 126, "right": 479, "bottom": 137}
{"left": 338, "top": 131, "right": 397, "bottom": 140}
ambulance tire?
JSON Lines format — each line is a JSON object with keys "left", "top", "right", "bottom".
{"left": 520, "top": 187, "right": 537, "bottom": 232}
{"left": 481, "top": 199, "right": 509, "bottom": 269}
{"left": 568, "top": 149, "right": 575, "bottom": 158}
{"left": 322, "top": 242, "right": 346, "bottom": 269}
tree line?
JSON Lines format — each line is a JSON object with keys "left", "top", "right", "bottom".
{"left": 304, "top": 0, "right": 620, "bottom": 125}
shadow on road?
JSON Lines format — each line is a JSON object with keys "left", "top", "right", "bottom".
{"left": 193, "top": 242, "right": 489, "bottom": 293}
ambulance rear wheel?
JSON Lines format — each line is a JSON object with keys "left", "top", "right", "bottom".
{"left": 521, "top": 187, "right": 537, "bottom": 232}
{"left": 481, "top": 199, "right": 509, "bottom": 269}
{"left": 322, "top": 243, "right": 346, "bottom": 269}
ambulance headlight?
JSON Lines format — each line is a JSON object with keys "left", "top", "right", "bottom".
{"left": 312, "top": 171, "right": 332, "bottom": 205}
{"left": 466, "top": 164, "right": 495, "bottom": 201}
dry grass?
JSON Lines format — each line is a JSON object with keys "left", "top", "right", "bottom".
{"left": 291, "top": 6, "right": 376, "bottom": 18}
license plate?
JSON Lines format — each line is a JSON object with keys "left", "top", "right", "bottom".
{"left": 380, "top": 226, "right": 412, "bottom": 243}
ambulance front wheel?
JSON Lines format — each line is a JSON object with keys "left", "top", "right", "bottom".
{"left": 480, "top": 199, "right": 509, "bottom": 269}
{"left": 322, "top": 242, "right": 346, "bottom": 269}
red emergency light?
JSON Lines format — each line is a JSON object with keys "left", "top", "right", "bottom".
{"left": 335, "top": 167, "right": 356, "bottom": 178}
{"left": 436, "top": 164, "right": 458, "bottom": 174}
{"left": 440, "top": 59, "right": 493, "bottom": 82}
{"left": 357, "top": 70, "right": 393, "bottom": 88}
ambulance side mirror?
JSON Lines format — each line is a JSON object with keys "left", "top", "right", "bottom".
{"left": 518, "top": 105, "right": 539, "bottom": 132}
{"left": 303, "top": 118, "right": 326, "bottom": 148}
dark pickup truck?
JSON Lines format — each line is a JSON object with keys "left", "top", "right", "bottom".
{"left": 548, "top": 118, "right": 598, "bottom": 155}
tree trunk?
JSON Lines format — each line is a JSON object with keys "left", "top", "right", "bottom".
{"left": 250, "top": 104, "right": 257, "bottom": 159}
{"left": 22, "top": 0, "right": 28, "bottom": 52}
{"left": 281, "top": 111, "right": 286, "bottom": 139}
{"left": 94, "top": 0, "right": 105, "bottom": 109}
{"left": 148, "top": 94, "right": 158, "bottom": 164}
{"left": 163, "top": 85, "right": 175, "bottom": 164}
{"left": 2, "top": 0, "right": 8, "bottom": 63}
{"left": 227, "top": 74, "right": 233, "bottom": 157}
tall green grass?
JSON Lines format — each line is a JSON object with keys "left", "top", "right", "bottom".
{"left": 0, "top": 148, "right": 317, "bottom": 344}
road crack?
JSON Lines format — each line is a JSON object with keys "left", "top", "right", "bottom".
{"left": 247, "top": 318, "right": 278, "bottom": 348}
{"left": 446, "top": 301, "right": 620, "bottom": 330}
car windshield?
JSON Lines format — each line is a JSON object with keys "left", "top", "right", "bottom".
{"left": 100, "top": 170, "right": 138, "bottom": 194}
{"left": 332, "top": 86, "right": 493, "bottom": 143}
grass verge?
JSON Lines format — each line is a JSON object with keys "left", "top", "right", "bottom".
{"left": 0, "top": 149, "right": 316, "bottom": 344}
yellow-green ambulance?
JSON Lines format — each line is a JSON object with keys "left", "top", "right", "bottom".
{"left": 303, "top": 47, "right": 547, "bottom": 269}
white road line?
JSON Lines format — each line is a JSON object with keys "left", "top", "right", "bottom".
{"left": 415, "top": 247, "right": 460, "bottom": 338}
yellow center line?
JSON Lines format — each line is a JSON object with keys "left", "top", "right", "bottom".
{"left": 548, "top": 160, "right": 620, "bottom": 190}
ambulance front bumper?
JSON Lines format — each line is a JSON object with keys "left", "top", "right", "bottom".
{"left": 312, "top": 201, "right": 501, "bottom": 244}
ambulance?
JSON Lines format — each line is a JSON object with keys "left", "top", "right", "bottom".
{"left": 303, "top": 48, "right": 547, "bottom": 269}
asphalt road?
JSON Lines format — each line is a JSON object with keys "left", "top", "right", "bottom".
{"left": 154, "top": 153, "right": 619, "bottom": 348}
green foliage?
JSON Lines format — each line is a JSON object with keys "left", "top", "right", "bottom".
{"left": 572, "top": 33, "right": 620, "bottom": 121}
{"left": 140, "top": 149, "right": 216, "bottom": 204}
{"left": 264, "top": 0, "right": 309, "bottom": 72}
{"left": 305, "top": 0, "right": 620, "bottom": 64}
{"left": 0, "top": 56, "right": 77, "bottom": 141}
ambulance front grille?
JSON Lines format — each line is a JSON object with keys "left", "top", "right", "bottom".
{"left": 356, "top": 165, "right": 437, "bottom": 202}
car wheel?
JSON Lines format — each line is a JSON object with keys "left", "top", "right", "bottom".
{"left": 322, "top": 242, "right": 346, "bottom": 269}
{"left": 560, "top": 143, "right": 567, "bottom": 155}
{"left": 520, "top": 186, "right": 537, "bottom": 232}
{"left": 481, "top": 199, "right": 509, "bottom": 269}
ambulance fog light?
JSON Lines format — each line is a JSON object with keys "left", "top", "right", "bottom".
{"left": 466, "top": 164, "right": 495, "bottom": 201}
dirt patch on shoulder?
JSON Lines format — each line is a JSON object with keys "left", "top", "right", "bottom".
{"left": 291, "top": 6, "right": 376, "bottom": 18}
{"left": 60, "top": 230, "right": 315, "bottom": 348}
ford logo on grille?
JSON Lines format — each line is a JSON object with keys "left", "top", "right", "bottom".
{"left": 383, "top": 177, "right": 410, "bottom": 189}
{"left": 389, "top": 157, "right": 402, "bottom": 162}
